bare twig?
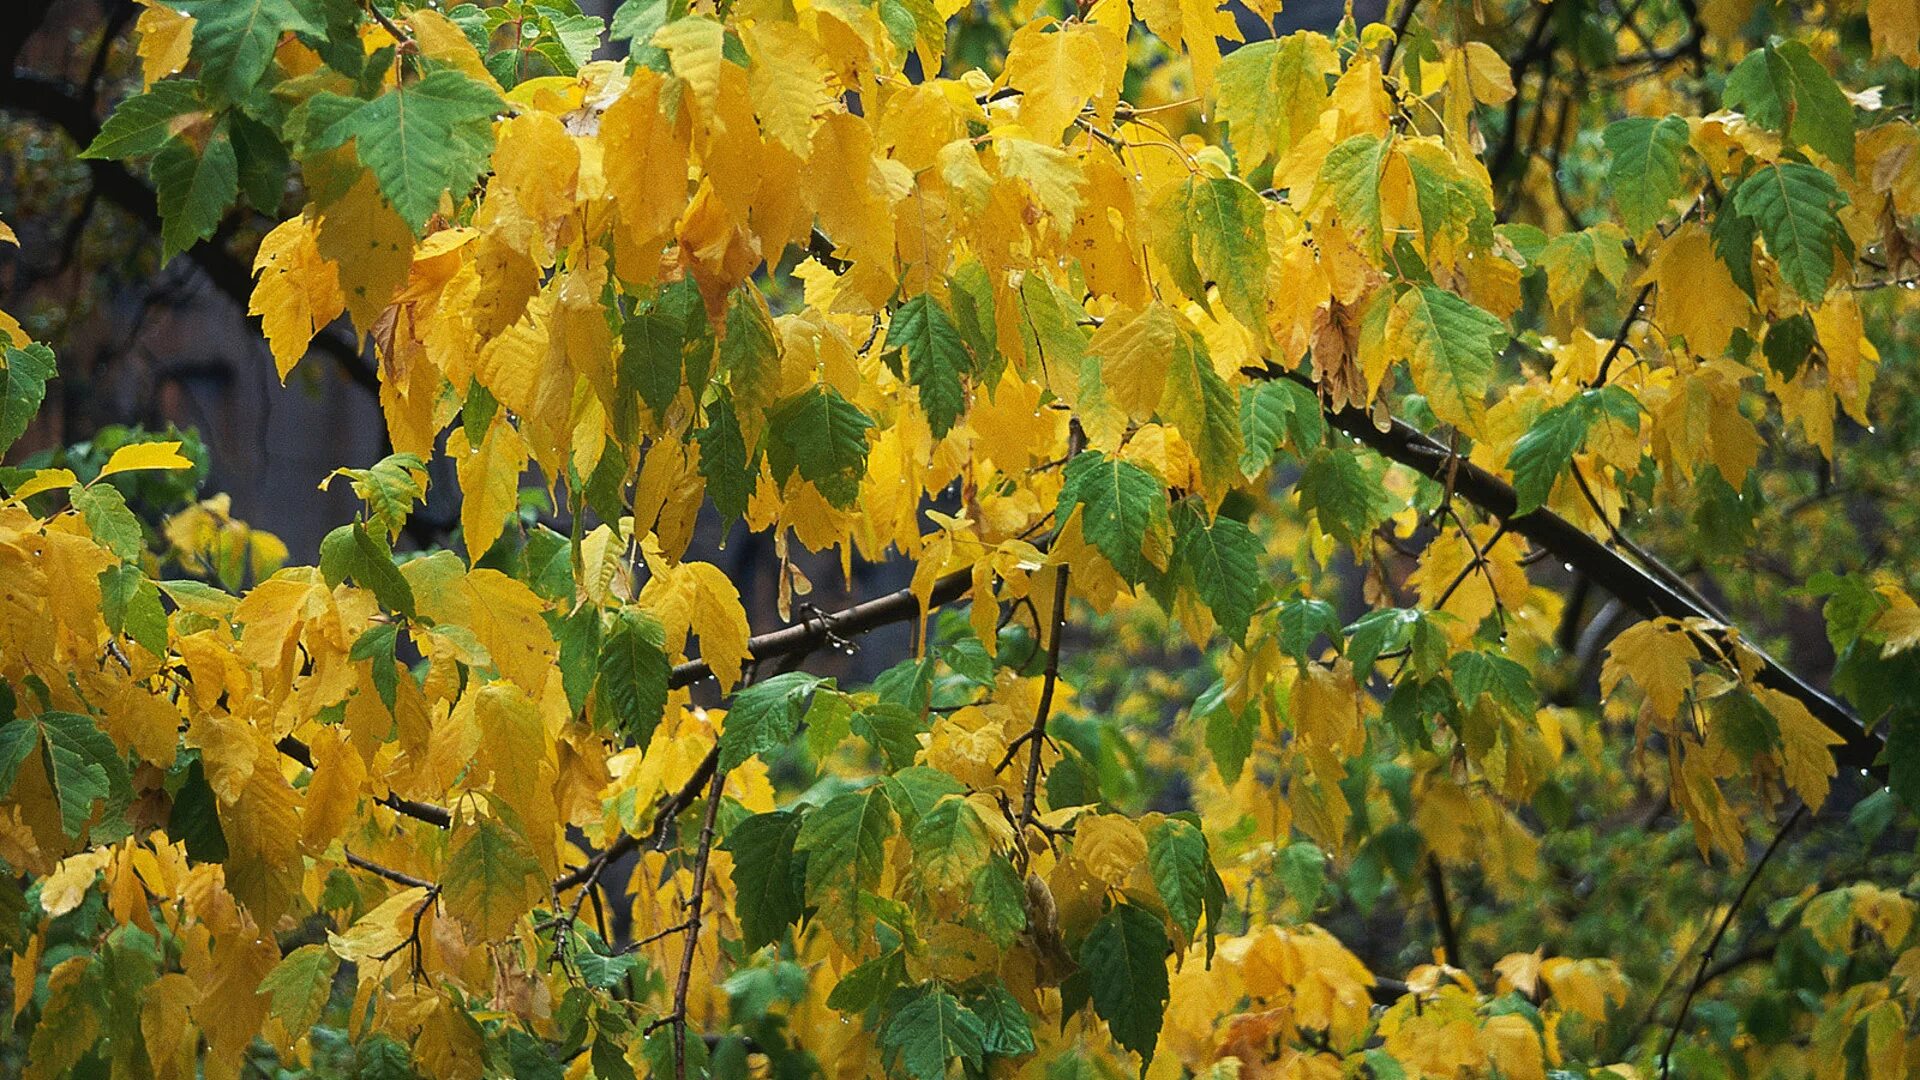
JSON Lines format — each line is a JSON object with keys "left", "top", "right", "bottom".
{"left": 344, "top": 849, "right": 437, "bottom": 891}
{"left": 1425, "top": 855, "right": 1463, "bottom": 970}
{"left": 1591, "top": 282, "right": 1657, "bottom": 387}
{"left": 666, "top": 767, "right": 727, "bottom": 1080}
{"left": 1658, "top": 805, "right": 1806, "bottom": 1079}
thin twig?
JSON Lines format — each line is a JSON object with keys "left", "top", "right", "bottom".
{"left": 1016, "top": 564, "right": 1072, "bottom": 849}
{"left": 344, "top": 849, "right": 437, "bottom": 891}
{"left": 668, "top": 767, "right": 727, "bottom": 1080}
{"left": 1592, "top": 282, "right": 1657, "bottom": 386}
{"left": 1658, "top": 805, "right": 1806, "bottom": 1079}
{"left": 1379, "top": 0, "right": 1423, "bottom": 74}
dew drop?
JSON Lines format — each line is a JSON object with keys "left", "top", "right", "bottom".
{"left": 1562, "top": 562, "right": 1574, "bottom": 572}
{"left": 1868, "top": 425, "right": 1879, "bottom": 434}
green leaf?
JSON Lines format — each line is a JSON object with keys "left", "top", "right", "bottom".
{"left": 1079, "top": 903, "right": 1170, "bottom": 1067}
{"left": 1393, "top": 284, "right": 1505, "bottom": 435}
{"left": 1731, "top": 163, "right": 1849, "bottom": 302}
{"left": 968, "top": 982, "right": 1037, "bottom": 1057}
{"left": 355, "top": 1032, "right": 417, "bottom": 1080}
{"left": 802, "top": 688, "right": 855, "bottom": 763}
{"left": 350, "top": 621, "right": 400, "bottom": 712}
{"left": 30, "top": 711, "right": 129, "bottom": 838}
{"left": 1161, "top": 327, "right": 1243, "bottom": 490}
{"left": 1506, "top": 386, "right": 1639, "bottom": 516}
{"left": 168, "top": 757, "right": 228, "bottom": 862}
{"left": 1188, "top": 177, "right": 1269, "bottom": 334}
{"left": 1237, "top": 379, "right": 1321, "bottom": 478}
{"left": 595, "top": 609, "right": 670, "bottom": 748}
{"left": 1216, "top": 32, "right": 1338, "bottom": 167}
{"left": 721, "top": 285, "right": 781, "bottom": 422}
{"left": 1298, "top": 448, "right": 1391, "bottom": 549}
{"left": 1724, "top": 40, "right": 1855, "bottom": 170}
{"left": 152, "top": 127, "right": 239, "bottom": 260}
{"left": 724, "top": 810, "right": 808, "bottom": 951}
{"left": 695, "top": 394, "right": 755, "bottom": 527}
{"left": 765, "top": 386, "right": 875, "bottom": 508}
{"left": 1057, "top": 451, "right": 1167, "bottom": 585}
{"left": 310, "top": 71, "right": 504, "bottom": 233}
{"left": 172, "top": 0, "right": 323, "bottom": 100}
{"left": 1886, "top": 712, "right": 1920, "bottom": 815}
{"left": 886, "top": 294, "right": 972, "bottom": 438}
{"left": 0, "top": 343, "right": 56, "bottom": 456}
{"left": 1763, "top": 314, "right": 1819, "bottom": 380}
{"left": 881, "top": 985, "right": 986, "bottom": 1080}
{"left": 909, "top": 794, "right": 991, "bottom": 891}
{"left": 82, "top": 80, "right": 204, "bottom": 160}
{"left": 970, "top": 856, "right": 1027, "bottom": 947}
{"left": 442, "top": 814, "right": 544, "bottom": 941}
{"left": 795, "top": 784, "right": 895, "bottom": 902}
{"left": 1319, "top": 134, "right": 1390, "bottom": 252}
{"left": 827, "top": 948, "right": 908, "bottom": 1012}
{"left": 349, "top": 523, "right": 417, "bottom": 620}
{"left": 1172, "top": 500, "right": 1262, "bottom": 643}
{"left": 1145, "top": 818, "right": 1208, "bottom": 942}
{"left": 71, "top": 483, "right": 144, "bottom": 561}
{"left": 718, "top": 672, "right": 828, "bottom": 773}
{"left": 258, "top": 944, "right": 340, "bottom": 1036}
{"left": 619, "top": 306, "right": 684, "bottom": 426}
{"left": 99, "top": 564, "right": 168, "bottom": 656}
{"left": 1602, "top": 115, "right": 1692, "bottom": 238}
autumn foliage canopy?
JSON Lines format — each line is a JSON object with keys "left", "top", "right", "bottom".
{"left": 3, "top": 0, "right": 1920, "bottom": 1077}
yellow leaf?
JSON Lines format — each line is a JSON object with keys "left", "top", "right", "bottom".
{"left": 9, "top": 468, "right": 77, "bottom": 501}
{"left": 1089, "top": 301, "right": 1177, "bottom": 421}
{"left": 448, "top": 419, "right": 527, "bottom": 563}
{"left": 1538, "top": 956, "right": 1628, "bottom": 1022}
{"left": 1002, "top": 20, "right": 1126, "bottom": 143}
{"left": 1638, "top": 223, "right": 1750, "bottom": 360}
{"left": 995, "top": 134, "right": 1085, "bottom": 230}
{"left": 250, "top": 214, "right": 346, "bottom": 379}
{"left": 328, "top": 885, "right": 434, "bottom": 965}
{"left": 1494, "top": 948, "right": 1544, "bottom": 998}
{"left": 99, "top": 440, "right": 193, "bottom": 477}
{"left": 654, "top": 17, "right": 727, "bottom": 118}
{"left": 1478, "top": 1012, "right": 1547, "bottom": 1080}
{"left": 40, "top": 849, "right": 111, "bottom": 918}
{"left": 299, "top": 726, "right": 366, "bottom": 854}
{"left": 1600, "top": 618, "right": 1699, "bottom": 720}
{"left": 601, "top": 68, "right": 690, "bottom": 259}
{"left": 405, "top": 8, "right": 500, "bottom": 91}
{"left": 639, "top": 554, "right": 753, "bottom": 692}
{"left": 1461, "top": 42, "right": 1517, "bottom": 104}
{"left": 1073, "top": 813, "right": 1148, "bottom": 887}
{"left": 742, "top": 21, "right": 833, "bottom": 156}
{"left": 1754, "top": 686, "right": 1843, "bottom": 811}
{"left": 1871, "top": 0, "right": 1920, "bottom": 64}
{"left": 134, "top": 0, "right": 194, "bottom": 88}
{"left": 315, "top": 170, "right": 413, "bottom": 335}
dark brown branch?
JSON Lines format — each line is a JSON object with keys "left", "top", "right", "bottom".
{"left": 278, "top": 736, "right": 454, "bottom": 828}
{"left": 1659, "top": 805, "right": 1805, "bottom": 1079}
{"left": 1591, "top": 282, "right": 1656, "bottom": 387}
{"left": 668, "top": 767, "right": 726, "bottom": 1080}
{"left": 344, "top": 848, "right": 436, "bottom": 891}
{"left": 1016, "top": 564, "right": 1071, "bottom": 843}
{"left": 1424, "top": 855, "right": 1463, "bottom": 970}
{"left": 1379, "top": 0, "right": 1422, "bottom": 74}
